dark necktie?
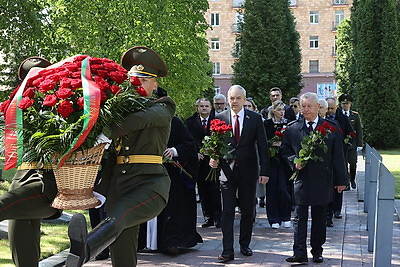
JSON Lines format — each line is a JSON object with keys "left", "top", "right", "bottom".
{"left": 308, "top": 121, "right": 314, "bottom": 132}
{"left": 202, "top": 119, "right": 207, "bottom": 132}
{"left": 234, "top": 115, "right": 240, "bottom": 143}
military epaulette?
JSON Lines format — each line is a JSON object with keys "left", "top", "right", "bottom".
{"left": 287, "top": 120, "right": 297, "bottom": 126}
{"left": 351, "top": 110, "right": 359, "bottom": 114}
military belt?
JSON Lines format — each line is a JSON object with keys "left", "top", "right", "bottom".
{"left": 18, "top": 162, "right": 53, "bottom": 170}
{"left": 116, "top": 155, "right": 162, "bottom": 164}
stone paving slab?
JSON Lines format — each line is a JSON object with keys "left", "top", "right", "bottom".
{"left": 37, "top": 156, "right": 400, "bottom": 266}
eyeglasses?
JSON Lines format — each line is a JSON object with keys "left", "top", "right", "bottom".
{"left": 243, "top": 105, "right": 252, "bottom": 108}
{"left": 290, "top": 105, "right": 298, "bottom": 108}
{"left": 214, "top": 103, "right": 225, "bottom": 106}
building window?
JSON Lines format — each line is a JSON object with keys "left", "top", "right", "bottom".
{"left": 233, "top": 0, "right": 245, "bottom": 8}
{"left": 309, "top": 60, "right": 319, "bottom": 73}
{"left": 211, "top": 38, "right": 220, "bottom": 50}
{"left": 288, "top": 0, "right": 297, "bottom": 6}
{"left": 333, "top": 0, "right": 346, "bottom": 4}
{"left": 334, "top": 10, "right": 345, "bottom": 28}
{"left": 310, "top": 36, "right": 319, "bottom": 49}
{"left": 309, "top": 11, "right": 319, "bottom": 24}
{"left": 211, "top": 13, "right": 220, "bottom": 26}
{"left": 213, "top": 62, "right": 221, "bottom": 75}
{"left": 215, "top": 86, "right": 221, "bottom": 95}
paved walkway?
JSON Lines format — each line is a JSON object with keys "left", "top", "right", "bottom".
{"left": 40, "top": 157, "right": 400, "bottom": 266}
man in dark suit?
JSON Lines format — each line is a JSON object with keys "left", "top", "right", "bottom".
{"left": 281, "top": 92, "right": 347, "bottom": 263}
{"left": 260, "top": 87, "right": 296, "bottom": 122}
{"left": 326, "top": 97, "right": 354, "bottom": 226}
{"left": 339, "top": 94, "right": 363, "bottom": 189}
{"left": 186, "top": 98, "right": 221, "bottom": 228}
{"left": 209, "top": 85, "right": 270, "bottom": 262}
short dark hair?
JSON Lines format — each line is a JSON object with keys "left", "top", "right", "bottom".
{"left": 270, "top": 87, "right": 282, "bottom": 95}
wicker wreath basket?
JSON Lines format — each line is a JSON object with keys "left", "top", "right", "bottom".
{"left": 51, "top": 143, "right": 106, "bottom": 210}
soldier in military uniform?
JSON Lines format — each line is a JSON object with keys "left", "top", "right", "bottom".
{"left": 66, "top": 47, "right": 176, "bottom": 267}
{"left": 0, "top": 57, "right": 62, "bottom": 267}
{"left": 339, "top": 94, "right": 363, "bottom": 189}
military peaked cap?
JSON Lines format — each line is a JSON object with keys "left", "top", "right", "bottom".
{"left": 121, "top": 46, "right": 167, "bottom": 78}
{"left": 18, "top": 57, "right": 52, "bottom": 80}
{"left": 338, "top": 94, "right": 353, "bottom": 103}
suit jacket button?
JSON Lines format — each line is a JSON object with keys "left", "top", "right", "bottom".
{"left": 125, "top": 146, "right": 130, "bottom": 150}
{"left": 122, "top": 170, "right": 126, "bottom": 174}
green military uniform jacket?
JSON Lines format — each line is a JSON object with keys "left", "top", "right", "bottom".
{"left": 98, "top": 96, "right": 176, "bottom": 211}
{"left": 348, "top": 110, "right": 363, "bottom": 164}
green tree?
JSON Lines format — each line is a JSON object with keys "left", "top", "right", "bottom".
{"left": 0, "top": 0, "right": 213, "bottom": 118}
{"left": 232, "top": 0, "right": 301, "bottom": 109}
{"left": 350, "top": 0, "right": 400, "bottom": 148}
{"left": 0, "top": 0, "right": 52, "bottom": 91}
{"left": 335, "top": 18, "right": 355, "bottom": 97}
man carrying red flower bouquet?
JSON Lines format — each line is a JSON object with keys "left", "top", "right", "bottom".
{"left": 281, "top": 92, "right": 348, "bottom": 264}
{"left": 66, "top": 46, "right": 176, "bottom": 267}
{"left": 209, "top": 85, "right": 269, "bottom": 263}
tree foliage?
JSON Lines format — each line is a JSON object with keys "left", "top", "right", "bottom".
{"left": 350, "top": 0, "right": 400, "bottom": 148}
{"left": 335, "top": 18, "right": 355, "bottom": 97}
{"left": 0, "top": 0, "right": 213, "bottom": 118}
{"left": 232, "top": 0, "right": 301, "bottom": 109}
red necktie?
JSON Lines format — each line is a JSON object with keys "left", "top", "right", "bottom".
{"left": 308, "top": 121, "right": 314, "bottom": 132}
{"left": 202, "top": 119, "right": 207, "bottom": 132}
{"left": 234, "top": 115, "right": 240, "bottom": 143}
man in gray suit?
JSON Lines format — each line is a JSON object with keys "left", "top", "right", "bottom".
{"left": 210, "top": 85, "right": 269, "bottom": 263}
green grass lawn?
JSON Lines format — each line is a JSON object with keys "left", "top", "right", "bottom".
{"left": 377, "top": 149, "right": 400, "bottom": 199}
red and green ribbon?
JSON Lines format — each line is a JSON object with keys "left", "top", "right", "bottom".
{"left": 57, "top": 57, "right": 101, "bottom": 167}
{"left": 4, "top": 68, "right": 42, "bottom": 170}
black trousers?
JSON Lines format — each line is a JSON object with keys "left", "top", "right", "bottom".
{"left": 327, "top": 189, "right": 343, "bottom": 218}
{"left": 293, "top": 204, "right": 326, "bottom": 257}
{"left": 220, "top": 166, "right": 256, "bottom": 251}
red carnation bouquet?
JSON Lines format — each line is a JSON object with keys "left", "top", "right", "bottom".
{"left": 0, "top": 55, "right": 150, "bottom": 169}
{"left": 344, "top": 131, "right": 356, "bottom": 147}
{"left": 268, "top": 126, "right": 286, "bottom": 158}
{"left": 200, "top": 119, "right": 232, "bottom": 181}
{"left": 290, "top": 121, "right": 336, "bottom": 180}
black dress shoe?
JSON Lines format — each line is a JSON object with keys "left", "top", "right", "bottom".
{"left": 215, "top": 221, "right": 221, "bottom": 228}
{"left": 313, "top": 255, "right": 324, "bottom": 263}
{"left": 218, "top": 250, "right": 234, "bottom": 262}
{"left": 240, "top": 247, "right": 253, "bottom": 256}
{"left": 326, "top": 218, "right": 334, "bottom": 227}
{"left": 351, "top": 180, "right": 357, "bottom": 189}
{"left": 334, "top": 211, "right": 342, "bottom": 219}
{"left": 95, "top": 253, "right": 109, "bottom": 260}
{"left": 162, "top": 246, "right": 179, "bottom": 255}
{"left": 286, "top": 255, "right": 308, "bottom": 263}
{"left": 259, "top": 198, "right": 265, "bottom": 208}
{"left": 202, "top": 219, "right": 214, "bottom": 228}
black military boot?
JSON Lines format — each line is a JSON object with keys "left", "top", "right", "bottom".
{"left": 66, "top": 214, "right": 117, "bottom": 267}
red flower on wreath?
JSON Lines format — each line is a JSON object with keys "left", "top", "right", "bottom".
{"left": 43, "top": 94, "right": 58, "bottom": 107}
{"left": 57, "top": 100, "right": 74, "bottom": 118}
{"left": 17, "top": 97, "right": 34, "bottom": 109}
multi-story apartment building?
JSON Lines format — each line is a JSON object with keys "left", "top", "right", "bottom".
{"left": 205, "top": 0, "right": 353, "bottom": 98}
